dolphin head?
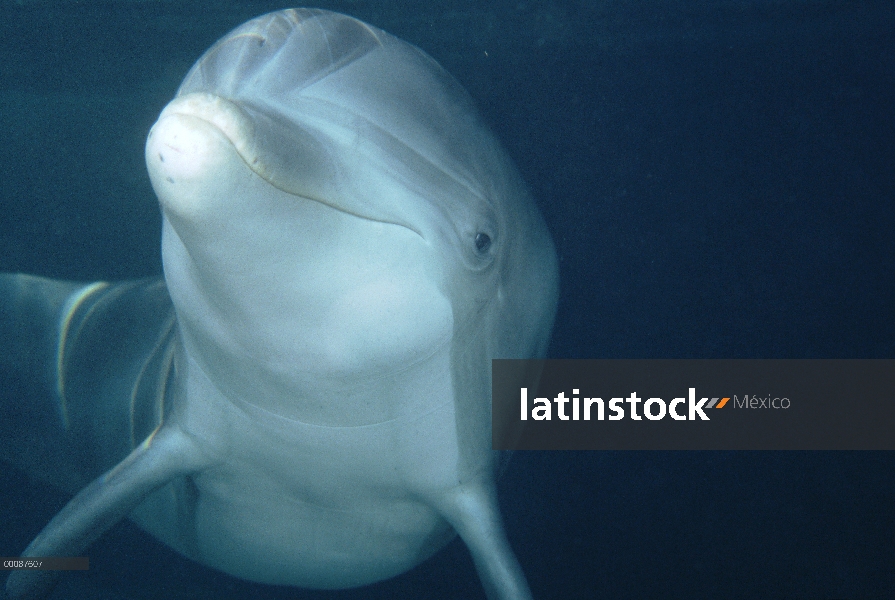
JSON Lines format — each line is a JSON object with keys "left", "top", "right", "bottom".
{"left": 145, "top": 9, "right": 557, "bottom": 424}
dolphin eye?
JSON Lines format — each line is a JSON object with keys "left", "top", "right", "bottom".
{"left": 474, "top": 232, "right": 492, "bottom": 253}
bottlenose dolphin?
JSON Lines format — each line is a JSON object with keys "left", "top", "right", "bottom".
{"left": 1, "top": 8, "right": 557, "bottom": 599}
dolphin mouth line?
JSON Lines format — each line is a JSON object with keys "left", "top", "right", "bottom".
{"left": 175, "top": 109, "right": 426, "bottom": 240}
{"left": 286, "top": 190, "right": 425, "bottom": 241}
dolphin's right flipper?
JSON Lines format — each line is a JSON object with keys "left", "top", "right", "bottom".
{"left": 5, "top": 425, "right": 209, "bottom": 600}
{"left": 433, "top": 482, "right": 533, "bottom": 600}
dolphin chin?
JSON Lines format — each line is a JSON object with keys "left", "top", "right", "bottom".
{"left": 4, "top": 8, "right": 558, "bottom": 600}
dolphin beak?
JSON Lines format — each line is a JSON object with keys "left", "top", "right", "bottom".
{"left": 148, "top": 93, "right": 265, "bottom": 180}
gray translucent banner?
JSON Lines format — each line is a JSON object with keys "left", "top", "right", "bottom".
{"left": 492, "top": 360, "right": 895, "bottom": 450}
{"left": 1, "top": 557, "right": 89, "bottom": 570}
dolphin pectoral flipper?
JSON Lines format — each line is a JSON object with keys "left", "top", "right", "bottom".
{"left": 6, "top": 425, "right": 207, "bottom": 600}
{"left": 434, "top": 483, "right": 533, "bottom": 600}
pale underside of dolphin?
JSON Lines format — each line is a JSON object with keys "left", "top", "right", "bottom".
{"left": 1, "top": 8, "right": 558, "bottom": 600}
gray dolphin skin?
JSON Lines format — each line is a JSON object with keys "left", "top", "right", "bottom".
{"left": 1, "top": 8, "right": 557, "bottom": 600}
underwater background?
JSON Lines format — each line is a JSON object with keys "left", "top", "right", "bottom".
{"left": 1, "top": 0, "right": 893, "bottom": 598}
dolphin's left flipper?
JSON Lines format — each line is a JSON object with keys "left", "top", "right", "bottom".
{"left": 6, "top": 425, "right": 208, "bottom": 600}
{"left": 434, "top": 482, "right": 533, "bottom": 600}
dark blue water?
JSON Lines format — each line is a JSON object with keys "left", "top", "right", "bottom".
{"left": 2, "top": 1, "right": 893, "bottom": 598}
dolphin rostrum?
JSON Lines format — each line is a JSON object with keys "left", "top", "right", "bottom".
{"left": 1, "top": 9, "right": 558, "bottom": 599}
